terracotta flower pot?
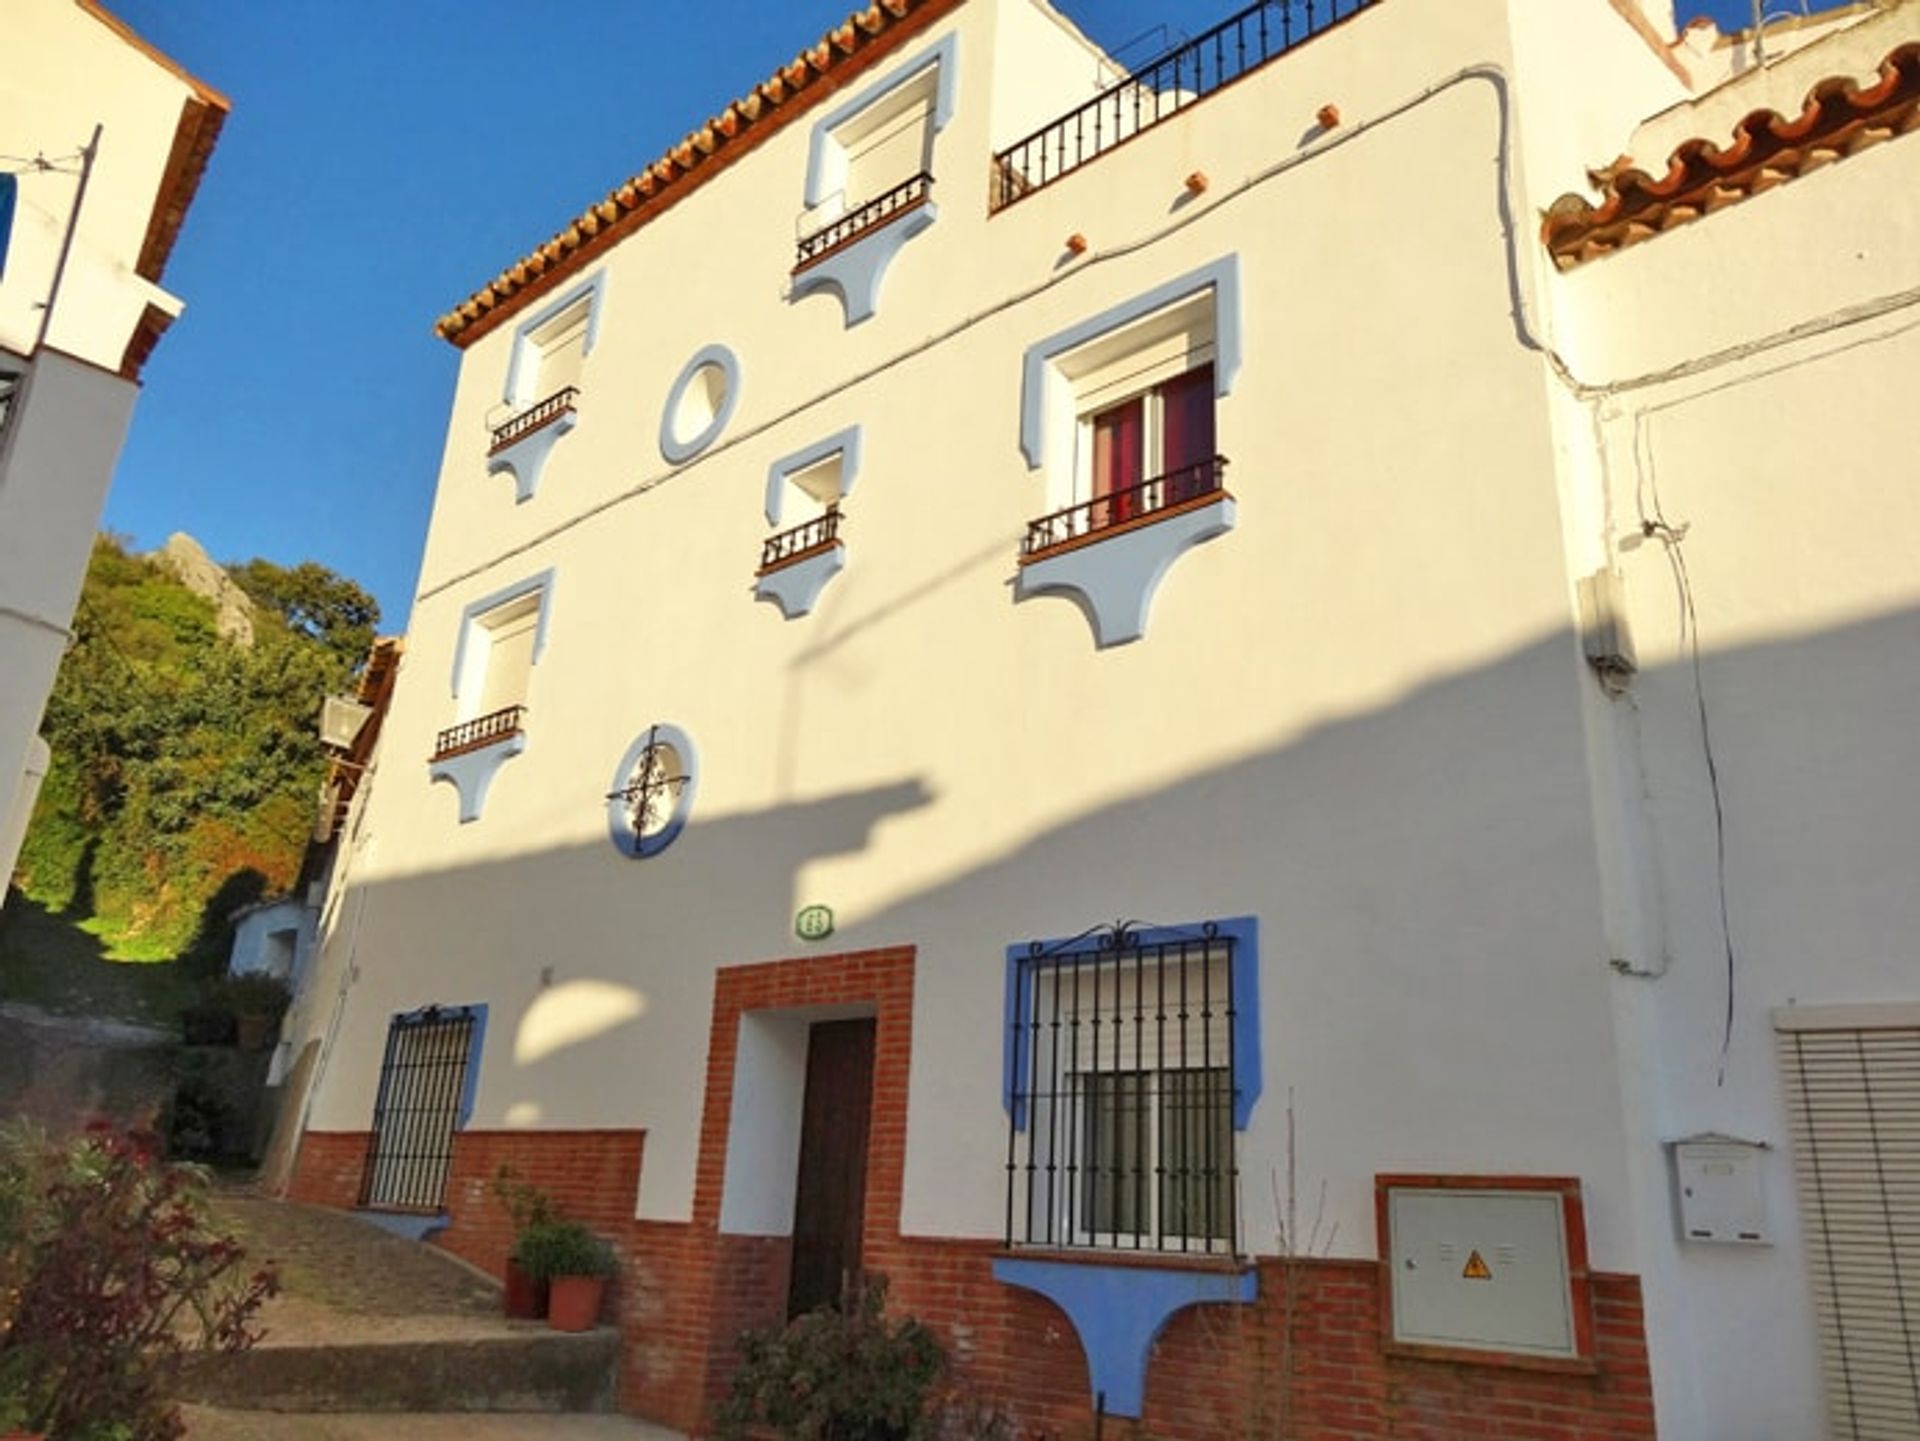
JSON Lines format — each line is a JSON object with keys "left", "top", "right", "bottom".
{"left": 504, "top": 1257, "right": 548, "bottom": 1320}
{"left": 547, "top": 1273, "right": 606, "bottom": 1332}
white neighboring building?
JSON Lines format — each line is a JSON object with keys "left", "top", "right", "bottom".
{"left": 279, "top": 1, "right": 1918, "bottom": 1437}
{"left": 228, "top": 896, "right": 313, "bottom": 987}
{"left": 0, "top": 0, "right": 226, "bottom": 885}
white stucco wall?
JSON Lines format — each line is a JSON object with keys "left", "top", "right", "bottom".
{"left": 230, "top": 897, "right": 315, "bottom": 986}
{"left": 0, "top": 349, "right": 138, "bottom": 879}
{"left": 292, "top": 0, "right": 1919, "bottom": 1431}
{"left": 1544, "top": 7, "right": 1920, "bottom": 1432}
{"left": 305, "top": 0, "right": 1636, "bottom": 1262}
{"left": 0, "top": 0, "right": 213, "bottom": 888}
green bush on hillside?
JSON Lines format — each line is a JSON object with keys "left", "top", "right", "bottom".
{"left": 10, "top": 534, "right": 378, "bottom": 961}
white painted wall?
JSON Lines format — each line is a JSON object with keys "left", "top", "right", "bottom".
{"left": 307, "top": 0, "right": 1634, "bottom": 1255}
{"left": 291, "top": 0, "right": 1920, "bottom": 1432}
{"left": 230, "top": 897, "right": 315, "bottom": 987}
{"left": 0, "top": 350, "right": 137, "bottom": 882}
{"left": 1544, "top": 7, "right": 1920, "bottom": 1434}
{"left": 0, "top": 0, "right": 212, "bottom": 888}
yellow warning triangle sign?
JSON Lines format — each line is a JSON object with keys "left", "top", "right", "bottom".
{"left": 1462, "top": 1250, "right": 1493, "bottom": 1280}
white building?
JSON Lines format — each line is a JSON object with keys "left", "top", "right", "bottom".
{"left": 280, "top": 1, "right": 1920, "bottom": 1435}
{"left": 0, "top": 0, "right": 227, "bottom": 886}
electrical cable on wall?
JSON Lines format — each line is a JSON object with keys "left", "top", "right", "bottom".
{"left": 1635, "top": 504, "right": 1739, "bottom": 1089}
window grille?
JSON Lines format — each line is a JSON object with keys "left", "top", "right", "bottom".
{"left": 1779, "top": 1022, "right": 1920, "bottom": 1438}
{"left": 360, "top": 1006, "right": 478, "bottom": 1212}
{"left": 1005, "top": 926, "right": 1239, "bottom": 1254}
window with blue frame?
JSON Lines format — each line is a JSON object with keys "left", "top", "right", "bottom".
{"left": 1004, "top": 918, "right": 1259, "bottom": 1255}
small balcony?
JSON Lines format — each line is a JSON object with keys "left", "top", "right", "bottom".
{"left": 1023, "top": 457, "right": 1229, "bottom": 561}
{"left": 431, "top": 705, "right": 526, "bottom": 763}
{"left": 488, "top": 387, "right": 579, "bottom": 455}
{"left": 755, "top": 505, "right": 846, "bottom": 621}
{"left": 795, "top": 173, "right": 934, "bottom": 272}
{"left": 1016, "top": 458, "right": 1235, "bottom": 648}
{"left": 759, "top": 503, "right": 843, "bottom": 574}
{"left": 485, "top": 388, "right": 581, "bottom": 503}
{"left": 990, "top": 0, "right": 1380, "bottom": 212}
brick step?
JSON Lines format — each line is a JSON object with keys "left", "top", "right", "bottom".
{"left": 172, "top": 1327, "right": 620, "bottom": 1414}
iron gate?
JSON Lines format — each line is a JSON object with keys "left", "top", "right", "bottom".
{"left": 359, "top": 1006, "right": 478, "bottom": 1211}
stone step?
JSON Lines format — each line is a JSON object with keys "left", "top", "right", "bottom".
{"left": 172, "top": 1327, "right": 620, "bottom": 1414}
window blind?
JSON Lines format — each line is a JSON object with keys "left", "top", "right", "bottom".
{"left": 1779, "top": 1022, "right": 1920, "bottom": 1439}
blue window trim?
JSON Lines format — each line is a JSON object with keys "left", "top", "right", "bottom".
{"left": 383, "top": 1001, "right": 489, "bottom": 1129}
{"left": 503, "top": 269, "right": 608, "bottom": 406}
{"left": 448, "top": 568, "right": 555, "bottom": 698}
{"left": 1003, "top": 915, "right": 1260, "bottom": 1132}
{"left": 1019, "top": 255, "right": 1242, "bottom": 471}
{"left": 660, "top": 343, "right": 742, "bottom": 464}
{"left": 765, "top": 425, "right": 863, "bottom": 526}
{"left": 803, "top": 32, "right": 959, "bottom": 209}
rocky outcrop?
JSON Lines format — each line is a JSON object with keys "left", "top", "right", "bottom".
{"left": 151, "top": 532, "right": 255, "bottom": 646}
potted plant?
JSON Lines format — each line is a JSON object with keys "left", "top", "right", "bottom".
{"left": 225, "top": 974, "right": 292, "bottom": 1051}
{"left": 516, "top": 1219, "right": 615, "bottom": 1333}
{"left": 491, "top": 1165, "right": 557, "bottom": 1320}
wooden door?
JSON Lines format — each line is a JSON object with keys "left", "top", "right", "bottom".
{"left": 787, "top": 1018, "right": 876, "bottom": 1318}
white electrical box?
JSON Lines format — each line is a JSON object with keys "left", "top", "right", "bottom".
{"left": 1385, "top": 1185, "right": 1579, "bottom": 1358}
{"left": 1669, "top": 1135, "right": 1771, "bottom": 1245}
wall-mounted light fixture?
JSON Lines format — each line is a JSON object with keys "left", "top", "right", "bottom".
{"left": 1316, "top": 103, "right": 1342, "bottom": 129}
{"left": 319, "top": 696, "right": 375, "bottom": 752}
{"left": 1183, "top": 171, "right": 1209, "bottom": 197}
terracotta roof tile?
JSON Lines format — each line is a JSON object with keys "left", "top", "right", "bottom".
{"left": 1543, "top": 40, "right": 1920, "bottom": 270}
{"left": 435, "top": 0, "right": 962, "bottom": 348}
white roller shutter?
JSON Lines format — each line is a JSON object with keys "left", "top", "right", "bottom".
{"left": 1778, "top": 1015, "right": 1920, "bottom": 1440}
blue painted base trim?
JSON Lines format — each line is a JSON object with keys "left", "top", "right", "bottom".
{"left": 993, "top": 1255, "right": 1257, "bottom": 1418}
{"left": 790, "top": 204, "right": 937, "bottom": 327}
{"left": 485, "top": 411, "right": 576, "bottom": 503}
{"left": 354, "top": 1209, "right": 451, "bottom": 1243}
{"left": 429, "top": 733, "right": 527, "bottom": 823}
{"left": 1017, "top": 496, "right": 1236, "bottom": 648}
{"left": 755, "top": 544, "right": 845, "bottom": 619}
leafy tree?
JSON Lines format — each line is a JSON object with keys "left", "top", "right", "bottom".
{"left": 230, "top": 557, "right": 379, "bottom": 677}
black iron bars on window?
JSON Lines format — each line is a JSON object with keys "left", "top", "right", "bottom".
{"left": 1005, "top": 924, "right": 1240, "bottom": 1255}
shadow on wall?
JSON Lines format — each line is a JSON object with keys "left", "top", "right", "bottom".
{"left": 300, "top": 600, "right": 1920, "bottom": 1208}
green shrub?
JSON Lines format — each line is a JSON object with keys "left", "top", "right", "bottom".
{"left": 715, "top": 1275, "right": 946, "bottom": 1441}
{"left": 514, "top": 1220, "right": 615, "bottom": 1280}
{"left": 491, "top": 1165, "right": 557, "bottom": 1239}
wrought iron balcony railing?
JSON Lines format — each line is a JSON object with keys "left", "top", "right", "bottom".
{"left": 795, "top": 172, "right": 934, "bottom": 270}
{"left": 432, "top": 704, "right": 526, "bottom": 762}
{"left": 759, "top": 504, "right": 843, "bottom": 574}
{"left": 1022, "top": 456, "right": 1228, "bottom": 560}
{"left": 488, "top": 387, "right": 580, "bottom": 454}
{"left": 990, "top": 0, "right": 1380, "bottom": 211}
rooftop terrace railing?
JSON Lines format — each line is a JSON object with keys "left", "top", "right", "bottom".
{"left": 990, "top": 0, "right": 1380, "bottom": 212}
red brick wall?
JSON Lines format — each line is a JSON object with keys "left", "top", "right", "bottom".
{"left": 295, "top": 943, "right": 1657, "bottom": 1440}
{"left": 285, "top": 1129, "right": 369, "bottom": 1207}
{"left": 434, "top": 1128, "right": 645, "bottom": 1278}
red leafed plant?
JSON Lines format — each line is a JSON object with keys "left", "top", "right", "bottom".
{"left": 0, "top": 1123, "right": 278, "bottom": 1441}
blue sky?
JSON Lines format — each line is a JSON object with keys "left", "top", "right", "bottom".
{"left": 105, "top": 0, "right": 1785, "bottom": 627}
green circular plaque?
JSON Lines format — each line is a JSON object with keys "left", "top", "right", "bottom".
{"left": 795, "top": 904, "right": 835, "bottom": 942}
